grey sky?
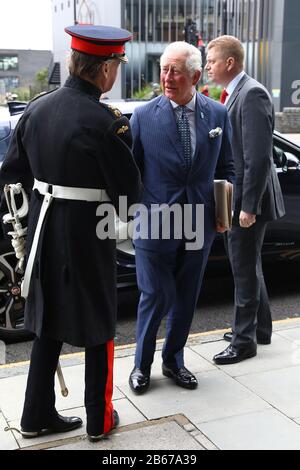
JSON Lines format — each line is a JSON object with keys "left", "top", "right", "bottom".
{"left": 0, "top": 0, "right": 53, "bottom": 50}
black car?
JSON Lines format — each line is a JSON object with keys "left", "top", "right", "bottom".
{"left": 0, "top": 101, "right": 300, "bottom": 342}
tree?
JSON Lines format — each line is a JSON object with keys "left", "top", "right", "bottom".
{"left": 35, "top": 68, "right": 49, "bottom": 93}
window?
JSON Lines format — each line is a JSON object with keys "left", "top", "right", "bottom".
{"left": 0, "top": 56, "right": 18, "bottom": 72}
{"left": 0, "top": 76, "right": 20, "bottom": 91}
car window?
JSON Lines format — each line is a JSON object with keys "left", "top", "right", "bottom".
{"left": 273, "top": 134, "right": 300, "bottom": 164}
{"left": 0, "top": 121, "right": 11, "bottom": 141}
{"left": 0, "top": 121, "right": 12, "bottom": 163}
{"left": 0, "top": 136, "right": 11, "bottom": 163}
{"left": 273, "top": 145, "right": 287, "bottom": 168}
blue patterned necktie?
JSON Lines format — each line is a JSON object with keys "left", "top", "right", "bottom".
{"left": 176, "top": 105, "right": 192, "bottom": 171}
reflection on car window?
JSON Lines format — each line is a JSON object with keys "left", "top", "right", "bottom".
{"left": 0, "top": 123, "right": 10, "bottom": 141}
{"left": 0, "top": 121, "right": 12, "bottom": 162}
{"left": 0, "top": 137, "right": 10, "bottom": 162}
{"left": 273, "top": 145, "right": 286, "bottom": 168}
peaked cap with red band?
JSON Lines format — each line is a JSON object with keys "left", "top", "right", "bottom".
{"left": 65, "top": 25, "right": 132, "bottom": 63}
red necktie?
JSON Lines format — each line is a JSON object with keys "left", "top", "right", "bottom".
{"left": 220, "top": 89, "right": 228, "bottom": 104}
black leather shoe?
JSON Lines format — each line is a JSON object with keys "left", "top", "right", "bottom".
{"left": 88, "top": 410, "right": 119, "bottom": 443}
{"left": 162, "top": 364, "right": 198, "bottom": 390}
{"left": 21, "top": 413, "right": 83, "bottom": 438}
{"left": 129, "top": 367, "right": 150, "bottom": 394}
{"left": 223, "top": 331, "right": 271, "bottom": 345}
{"left": 213, "top": 344, "right": 257, "bottom": 365}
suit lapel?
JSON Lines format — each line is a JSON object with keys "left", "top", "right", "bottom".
{"left": 226, "top": 74, "right": 250, "bottom": 111}
{"left": 194, "top": 93, "right": 210, "bottom": 164}
{"left": 156, "top": 94, "right": 210, "bottom": 167}
{"left": 156, "top": 95, "right": 185, "bottom": 161}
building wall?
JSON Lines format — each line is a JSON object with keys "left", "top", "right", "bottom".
{"left": 280, "top": 0, "right": 300, "bottom": 110}
{"left": 0, "top": 49, "right": 52, "bottom": 95}
{"left": 51, "top": 0, "right": 300, "bottom": 109}
{"left": 121, "top": 0, "right": 300, "bottom": 111}
{"left": 52, "top": 0, "right": 123, "bottom": 99}
{"left": 122, "top": 0, "right": 276, "bottom": 99}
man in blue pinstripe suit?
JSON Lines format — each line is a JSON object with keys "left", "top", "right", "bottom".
{"left": 129, "top": 42, "right": 235, "bottom": 394}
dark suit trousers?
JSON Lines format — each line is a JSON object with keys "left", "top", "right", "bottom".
{"left": 134, "top": 245, "right": 210, "bottom": 371}
{"left": 20, "top": 335, "right": 115, "bottom": 436}
{"left": 226, "top": 220, "right": 272, "bottom": 348}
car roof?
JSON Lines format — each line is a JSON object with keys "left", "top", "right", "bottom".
{"left": 100, "top": 99, "right": 149, "bottom": 115}
{"left": 0, "top": 106, "right": 22, "bottom": 127}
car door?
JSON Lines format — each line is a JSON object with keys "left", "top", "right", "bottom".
{"left": 263, "top": 134, "right": 300, "bottom": 261}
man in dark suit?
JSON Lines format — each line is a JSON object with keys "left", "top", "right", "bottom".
{"left": 129, "top": 41, "right": 235, "bottom": 394}
{"left": 205, "top": 36, "right": 285, "bottom": 365}
{"left": 0, "top": 25, "right": 141, "bottom": 441}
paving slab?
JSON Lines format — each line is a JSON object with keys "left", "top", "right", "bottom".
{"left": 9, "top": 406, "right": 87, "bottom": 449}
{"left": 191, "top": 333, "right": 300, "bottom": 377}
{"left": 114, "top": 347, "right": 214, "bottom": 386}
{"left": 112, "top": 397, "right": 146, "bottom": 426}
{"left": 0, "top": 365, "right": 123, "bottom": 422}
{"left": 198, "top": 409, "right": 300, "bottom": 450}
{"left": 276, "top": 326, "right": 300, "bottom": 344}
{"left": 273, "top": 319, "right": 300, "bottom": 331}
{"left": 0, "top": 373, "right": 27, "bottom": 421}
{"left": 53, "top": 419, "right": 205, "bottom": 450}
{"left": 1, "top": 321, "right": 300, "bottom": 451}
{"left": 118, "top": 369, "right": 270, "bottom": 424}
{"left": 0, "top": 411, "right": 19, "bottom": 450}
{"left": 8, "top": 397, "right": 146, "bottom": 449}
{"left": 237, "top": 365, "right": 300, "bottom": 419}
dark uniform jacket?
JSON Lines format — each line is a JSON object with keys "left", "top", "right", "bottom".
{"left": 0, "top": 75, "right": 141, "bottom": 347}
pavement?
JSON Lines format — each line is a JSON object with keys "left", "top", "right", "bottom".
{"left": 1, "top": 317, "right": 300, "bottom": 451}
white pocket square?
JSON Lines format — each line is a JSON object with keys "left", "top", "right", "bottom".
{"left": 209, "top": 127, "right": 223, "bottom": 139}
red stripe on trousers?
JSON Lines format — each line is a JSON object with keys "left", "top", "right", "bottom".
{"left": 103, "top": 339, "right": 114, "bottom": 434}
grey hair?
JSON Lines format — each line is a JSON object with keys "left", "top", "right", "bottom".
{"left": 160, "top": 41, "right": 202, "bottom": 76}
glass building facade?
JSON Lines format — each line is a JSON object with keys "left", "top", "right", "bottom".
{"left": 122, "top": 0, "right": 273, "bottom": 98}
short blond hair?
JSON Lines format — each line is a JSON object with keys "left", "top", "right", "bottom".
{"left": 207, "top": 35, "right": 244, "bottom": 67}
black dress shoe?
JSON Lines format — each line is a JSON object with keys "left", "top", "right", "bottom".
{"left": 21, "top": 413, "right": 83, "bottom": 438}
{"left": 88, "top": 410, "right": 119, "bottom": 442}
{"left": 214, "top": 344, "right": 257, "bottom": 365}
{"left": 162, "top": 364, "right": 198, "bottom": 390}
{"left": 129, "top": 367, "right": 150, "bottom": 394}
{"left": 223, "top": 331, "right": 271, "bottom": 345}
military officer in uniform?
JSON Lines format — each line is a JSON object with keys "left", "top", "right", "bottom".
{"left": 0, "top": 25, "right": 141, "bottom": 441}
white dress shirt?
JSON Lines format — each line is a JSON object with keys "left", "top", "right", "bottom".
{"left": 224, "top": 71, "right": 246, "bottom": 104}
{"left": 170, "top": 93, "right": 197, "bottom": 158}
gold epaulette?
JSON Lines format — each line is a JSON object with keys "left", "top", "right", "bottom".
{"left": 117, "top": 125, "right": 129, "bottom": 135}
{"left": 106, "top": 103, "right": 123, "bottom": 118}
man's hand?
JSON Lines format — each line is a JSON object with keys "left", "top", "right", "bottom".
{"left": 239, "top": 211, "right": 256, "bottom": 228}
{"left": 216, "top": 218, "right": 227, "bottom": 233}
